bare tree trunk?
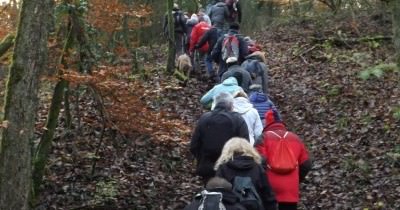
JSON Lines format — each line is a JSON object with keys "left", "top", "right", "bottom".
{"left": 0, "top": 0, "right": 51, "bottom": 209}
{"left": 166, "top": 0, "right": 176, "bottom": 73}
{"left": 392, "top": 0, "right": 400, "bottom": 68}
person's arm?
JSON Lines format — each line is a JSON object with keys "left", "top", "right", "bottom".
{"left": 237, "top": 2, "right": 242, "bottom": 23}
{"left": 211, "top": 36, "right": 223, "bottom": 62}
{"left": 297, "top": 134, "right": 312, "bottom": 182}
{"left": 253, "top": 111, "right": 263, "bottom": 142}
{"left": 190, "top": 119, "right": 203, "bottom": 159}
{"left": 258, "top": 166, "right": 277, "bottom": 210}
{"left": 237, "top": 116, "right": 250, "bottom": 141}
{"left": 200, "top": 87, "right": 215, "bottom": 105}
{"left": 196, "top": 29, "right": 211, "bottom": 49}
{"left": 163, "top": 14, "right": 168, "bottom": 35}
{"left": 239, "top": 38, "right": 249, "bottom": 63}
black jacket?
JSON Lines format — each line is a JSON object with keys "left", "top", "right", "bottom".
{"left": 163, "top": 9, "right": 187, "bottom": 34}
{"left": 211, "top": 29, "right": 249, "bottom": 64}
{"left": 190, "top": 105, "right": 249, "bottom": 179}
{"left": 196, "top": 27, "right": 223, "bottom": 55}
{"left": 184, "top": 189, "right": 247, "bottom": 210}
{"left": 216, "top": 156, "right": 277, "bottom": 210}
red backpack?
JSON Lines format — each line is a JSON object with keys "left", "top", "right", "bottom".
{"left": 266, "top": 131, "right": 298, "bottom": 174}
{"left": 221, "top": 34, "right": 240, "bottom": 61}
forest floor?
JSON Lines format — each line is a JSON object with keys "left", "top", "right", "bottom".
{"left": 0, "top": 12, "right": 398, "bottom": 210}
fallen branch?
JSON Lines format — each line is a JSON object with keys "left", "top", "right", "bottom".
{"left": 312, "top": 35, "right": 392, "bottom": 48}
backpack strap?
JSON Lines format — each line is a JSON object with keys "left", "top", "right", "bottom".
{"left": 267, "top": 131, "right": 288, "bottom": 139}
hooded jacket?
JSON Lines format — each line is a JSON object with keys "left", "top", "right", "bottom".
{"left": 248, "top": 92, "right": 280, "bottom": 125}
{"left": 216, "top": 155, "right": 278, "bottom": 210}
{"left": 190, "top": 104, "right": 249, "bottom": 179}
{"left": 200, "top": 77, "right": 243, "bottom": 106}
{"left": 209, "top": 2, "right": 230, "bottom": 29}
{"left": 221, "top": 64, "right": 252, "bottom": 93}
{"left": 256, "top": 123, "right": 312, "bottom": 203}
{"left": 233, "top": 97, "right": 263, "bottom": 146}
{"left": 189, "top": 21, "right": 211, "bottom": 53}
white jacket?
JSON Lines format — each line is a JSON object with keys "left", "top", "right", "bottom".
{"left": 233, "top": 97, "right": 263, "bottom": 146}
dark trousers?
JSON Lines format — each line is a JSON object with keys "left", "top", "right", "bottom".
{"left": 278, "top": 203, "right": 297, "bottom": 210}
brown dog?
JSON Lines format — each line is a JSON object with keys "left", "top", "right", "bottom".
{"left": 177, "top": 54, "right": 192, "bottom": 78}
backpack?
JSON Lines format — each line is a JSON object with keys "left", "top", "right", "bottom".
{"left": 266, "top": 131, "right": 298, "bottom": 174}
{"left": 232, "top": 176, "right": 263, "bottom": 210}
{"left": 198, "top": 190, "right": 226, "bottom": 210}
{"left": 221, "top": 34, "right": 240, "bottom": 61}
{"left": 242, "top": 59, "right": 262, "bottom": 76}
{"left": 173, "top": 11, "right": 184, "bottom": 30}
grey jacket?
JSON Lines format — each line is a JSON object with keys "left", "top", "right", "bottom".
{"left": 209, "top": 2, "right": 229, "bottom": 29}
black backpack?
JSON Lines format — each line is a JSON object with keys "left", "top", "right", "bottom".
{"left": 232, "top": 176, "right": 263, "bottom": 210}
{"left": 173, "top": 11, "right": 185, "bottom": 31}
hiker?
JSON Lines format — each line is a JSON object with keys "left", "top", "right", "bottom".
{"left": 208, "top": 0, "right": 230, "bottom": 30}
{"left": 248, "top": 85, "right": 281, "bottom": 127}
{"left": 163, "top": 3, "right": 187, "bottom": 57}
{"left": 221, "top": 57, "right": 252, "bottom": 92}
{"left": 242, "top": 51, "right": 269, "bottom": 94}
{"left": 200, "top": 76, "right": 243, "bottom": 108}
{"left": 225, "top": 0, "right": 242, "bottom": 24}
{"left": 244, "top": 36, "right": 263, "bottom": 54}
{"left": 184, "top": 177, "right": 246, "bottom": 210}
{"left": 211, "top": 23, "right": 248, "bottom": 77}
{"left": 185, "top": 14, "right": 199, "bottom": 54}
{"left": 256, "top": 110, "right": 312, "bottom": 210}
{"left": 191, "top": 92, "right": 249, "bottom": 182}
{"left": 189, "top": 16, "right": 211, "bottom": 72}
{"left": 232, "top": 91, "right": 263, "bottom": 146}
{"left": 215, "top": 137, "right": 277, "bottom": 210}
{"left": 198, "top": 8, "right": 212, "bottom": 26}
{"left": 195, "top": 22, "right": 224, "bottom": 81}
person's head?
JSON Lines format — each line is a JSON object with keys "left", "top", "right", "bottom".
{"left": 173, "top": 3, "right": 179, "bottom": 10}
{"left": 232, "top": 71, "right": 243, "bottom": 87}
{"left": 213, "top": 92, "right": 234, "bottom": 111}
{"left": 214, "top": 137, "right": 262, "bottom": 170}
{"left": 264, "top": 109, "right": 282, "bottom": 127}
{"left": 198, "top": 15, "right": 206, "bottom": 23}
{"left": 234, "top": 90, "right": 248, "bottom": 99}
{"left": 206, "top": 177, "right": 232, "bottom": 191}
{"left": 229, "top": 23, "right": 240, "bottom": 31}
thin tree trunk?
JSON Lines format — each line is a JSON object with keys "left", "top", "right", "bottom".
{"left": 32, "top": 15, "right": 74, "bottom": 198}
{"left": 392, "top": 0, "right": 400, "bottom": 68}
{"left": 0, "top": 0, "right": 51, "bottom": 209}
{"left": 166, "top": 0, "right": 176, "bottom": 73}
{"left": 0, "top": 34, "right": 15, "bottom": 57}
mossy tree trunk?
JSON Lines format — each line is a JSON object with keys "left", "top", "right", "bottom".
{"left": 392, "top": 0, "right": 400, "bottom": 68}
{"left": 32, "top": 24, "right": 74, "bottom": 197}
{"left": 0, "top": 0, "right": 52, "bottom": 209}
{"left": 166, "top": 0, "right": 176, "bottom": 73}
{"left": 0, "top": 34, "right": 15, "bottom": 57}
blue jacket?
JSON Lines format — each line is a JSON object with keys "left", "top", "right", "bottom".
{"left": 248, "top": 92, "right": 281, "bottom": 124}
{"left": 200, "top": 77, "right": 243, "bottom": 106}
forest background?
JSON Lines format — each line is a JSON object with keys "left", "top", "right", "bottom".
{"left": 0, "top": 0, "right": 399, "bottom": 209}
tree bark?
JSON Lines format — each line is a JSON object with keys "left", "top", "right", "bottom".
{"left": 392, "top": 0, "right": 400, "bottom": 68}
{"left": 166, "top": 0, "right": 176, "bottom": 73}
{"left": 0, "top": 0, "right": 51, "bottom": 209}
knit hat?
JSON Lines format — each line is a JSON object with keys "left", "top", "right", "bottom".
{"left": 226, "top": 57, "right": 238, "bottom": 64}
{"left": 264, "top": 109, "right": 281, "bottom": 126}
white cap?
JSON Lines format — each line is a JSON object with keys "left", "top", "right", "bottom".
{"left": 226, "top": 57, "right": 238, "bottom": 64}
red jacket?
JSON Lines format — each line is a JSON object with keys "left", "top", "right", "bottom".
{"left": 256, "top": 123, "right": 309, "bottom": 203}
{"left": 189, "top": 21, "right": 210, "bottom": 53}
